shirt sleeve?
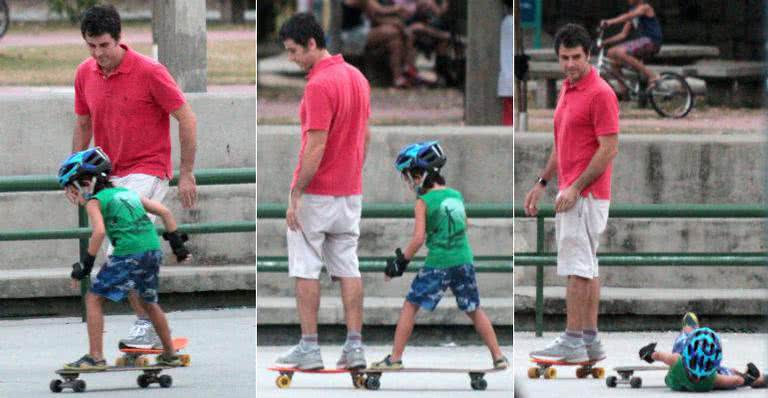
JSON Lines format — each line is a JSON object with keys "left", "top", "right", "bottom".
{"left": 590, "top": 88, "right": 620, "bottom": 136}
{"left": 303, "top": 81, "right": 333, "bottom": 133}
{"left": 74, "top": 67, "right": 90, "bottom": 116}
{"left": 148, "top": 64, "right": 187, "bottom": 114}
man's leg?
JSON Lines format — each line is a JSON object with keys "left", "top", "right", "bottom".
{"left": 86, "top": 292, "right": 106, "bottom": 361}
{"left": 565, "top": 275, "right": 590, "bottom": 345}
{"left": 296, "top": 277, "right": 321, "bottom": 336}
{"left": 583, "top": 276, "right": 600, "bottom": 332}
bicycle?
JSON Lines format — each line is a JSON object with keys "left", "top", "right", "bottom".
{"left": 594, "top": 27, "right": 694, "bottom": 118}
{"left": 0, "top": 0, "right": 8, "bottom": 40}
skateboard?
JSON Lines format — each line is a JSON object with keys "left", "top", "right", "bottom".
{"left": 268, "top": 366, "right": 365, "bottom": 389}
{"left": 117, "top": 337, "right": 190, "bottom": 367}
{"left": 50, "top": 337, "right": 190, "bottom": 393}
{"left": 358, "top": 367, "right": 505, "bottom": 391}
{"left": 606, "top": 366, "right": 668, "bottom": 389}
{"left": 528, "top": 358, "right": 605, "bottom": 379}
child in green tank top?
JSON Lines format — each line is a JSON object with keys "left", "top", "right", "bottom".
{"left": 57, "top": 148, "right": 191, "bottom": 369}
{"left": 371, "top": 141, "right": 509, "bottom": 370}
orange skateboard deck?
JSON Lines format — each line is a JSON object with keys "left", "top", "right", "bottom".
{"left": 528, "top": 357, "right": 605, "bottom": 379}
{"left": 117, "top": 337, "right": 190, "bottom": 367}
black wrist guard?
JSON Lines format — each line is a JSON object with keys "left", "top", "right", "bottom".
{"left": 384, "top": 248, "right": 410, "bottom": 278}
{"left": 744, "top": 363, "right": 760, "bottom": 386}
{"left": 163, "top": 230, "right": 190, "bottom": 262}
{"left": 639, "top": 342, "right": 657, "bottom": 364}
{"left": 71, "top": 253, "right": 96, "bottom": 280}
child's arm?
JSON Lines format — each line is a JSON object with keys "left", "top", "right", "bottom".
{"left": 714, "top": 373, "right": 746, "bottom": 389}
{"left": 71, "top": 199, "right": 105, "bottom": 281}
{"left": 141, "top": 197, "right": 190, "bottom": 262}
{"left": 384, "top": 199, "right": 427, "bottom": 278}
{"left": 651, "top": 351, "right": 680, "bottom": 367}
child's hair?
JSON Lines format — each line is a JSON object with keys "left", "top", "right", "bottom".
{"left": 405, "top": 169, "right": 446, "bottom": 190}
{"left": 77, "top": 175, "right": 114, "bottom": 196}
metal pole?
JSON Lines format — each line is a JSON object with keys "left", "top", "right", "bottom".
{"left": 535, "top": 215, "right": 545, "bottom": 337}
{"left": 78, "top": 206, "right": 89, "bottom": 323}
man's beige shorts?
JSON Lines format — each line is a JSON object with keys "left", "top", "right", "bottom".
{"left": 287, "top": 194, "right": 362, "bottom": 279}
{"left": 555, "top": 192, "right": 610, "bottom": 279}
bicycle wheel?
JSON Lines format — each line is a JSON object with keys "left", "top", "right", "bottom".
{"left": 0, "top": 0, "right": 8, "bottom": 39}
{"left": 648, "top": 72, "right": 694, "bottom": 118}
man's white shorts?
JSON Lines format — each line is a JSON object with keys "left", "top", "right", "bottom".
{"left": 106, "top": 173, "right": 169, "bottom": 255}
{"left": 287, "top": 194, "right": 362, "bottom": 280}
{"left": 555, "top": 192, "right": 610, "bottom": 279}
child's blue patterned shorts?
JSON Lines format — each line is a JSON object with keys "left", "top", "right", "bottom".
{"left": 90, "top": 250, "right": 163, "bottom": 303}
{"left": 405, "top": 264, "right": 480, "bottom": 312}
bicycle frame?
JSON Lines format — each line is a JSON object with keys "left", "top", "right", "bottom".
{"left": 594, "top": 27, "right": 644, "bottom": 99}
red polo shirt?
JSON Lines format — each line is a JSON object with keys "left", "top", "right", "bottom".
{"left": 74, "top": 44, "right": 186, "bottom": 179}
{"left": 554, "top": 66, "right": 619, "bottom": 199}
{"left": 291, "top": 54, "right": 371, "bottom": 195}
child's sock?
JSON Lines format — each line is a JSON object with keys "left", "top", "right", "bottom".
{"left": 299, "top": 334, "right": 319, "bottom": 351}
{"left": 562, "top": 329, "right": 583, "bottom": 346}
{"left": 343, "top": 331, "right": 362, "bottom": 350}
{"left": 583, "top": 329, "right": 598, "bottom": 344}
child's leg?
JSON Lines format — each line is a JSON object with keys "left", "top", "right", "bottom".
{"left": 391, "top": 301, "right": 420, "bottom": 361}
{"left": 142, "top": 302, "right": 174, "bottom": 356}
{"left": 466, "top": 308, "right": 503, "bottom": 360}
{"left": 86, "top": 292, "right": 106, "bottom": 360}
{"left": 651, "top": 351, "right": 680, "bottom": 367}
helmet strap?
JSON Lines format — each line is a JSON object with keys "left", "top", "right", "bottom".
{"left": 74, "top": 176, "right": 97, "bottom": 200}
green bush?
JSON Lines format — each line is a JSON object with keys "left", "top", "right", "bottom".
{"left": 47, "top": 0, "right": 99, "bottom": 24}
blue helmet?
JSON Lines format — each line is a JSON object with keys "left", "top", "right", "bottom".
{"left": 57, "top": 147, "right": 112, "bottom": 188}
{"left": 682, "top": 327, "right": 723, "bottom": 378}
{"left": 394, "top": 141, "right": 446, "bottom": 175}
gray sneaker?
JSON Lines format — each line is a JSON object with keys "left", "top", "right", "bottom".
{"left": 337, "top": 345, "right": 367, "bottom": 369}
{"left": 118, "top": 320, "right": 162, "bottom": 349}
{"left": 530, "top": 336, "right": 589, "bottom": 363}
{"left": 586, "top": 339, "right": 607, "bottom": 361}
{"left": 275, "top": 344, "right": 324, "bottom": 370}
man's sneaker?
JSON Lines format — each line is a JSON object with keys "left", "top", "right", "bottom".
{"left": 275, "top": 344, "right": 324, "bottom": 370}
{"left": 64, "top": 354, "right": 107, "bottom": 369}
{"left": 118, "top": 320, "right": 162, "bottom": 349}
{"left": 529, "top": 337, "right": 589, "bottom": 363}
{"left": 586, "top": 339, "right": 607, "bottom": 362}
{"left": 682, "top": 312, "right": 699, "bottom": 332}
{"left": 370, "top": 354, "right": 403, "bottom": 370}
{"left": 493, "top": 355, "right": 510, "bottom": 369}
{"left": 336, "top": 345, "right": 367, "bottom": 369}
{"left": 156, "top": 353, "right": 182, "bottom": 367}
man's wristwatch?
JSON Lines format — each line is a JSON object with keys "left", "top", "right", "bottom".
{"left": 536, "top": 177, "right": 548, "bottom": 187}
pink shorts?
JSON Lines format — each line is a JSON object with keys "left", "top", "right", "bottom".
{"left": 622, "top": 37, "right": 660, "bottom": 59}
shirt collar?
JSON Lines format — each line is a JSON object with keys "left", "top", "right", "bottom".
{"left": 307, "top": 54, "right": 344, "bottom": 80}
{"left": 564, "top": 65, "right": 597, "bottom": 91}
{"left": 91, "top": 44, "right": 136, "bottom": 76}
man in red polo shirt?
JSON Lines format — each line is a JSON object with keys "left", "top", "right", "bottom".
{"left": 274, "top": 13, "right": 371, "bottom": 371}
{"left": 524, "top": 24, "right": 619, "bottom": 364}
{"left": 70, "top": 4, "right": 198, "bottom": 349}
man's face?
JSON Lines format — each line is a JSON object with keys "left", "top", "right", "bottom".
{"left": 283, "top": 38, "right": 316, "bottom": 71}
{"left": 84, "top": 33, "right": 122, "bottom": 71}
{"left": 558, "top": 45, "right": 591, "bottom": 83}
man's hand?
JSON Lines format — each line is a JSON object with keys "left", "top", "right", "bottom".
{"left": 177, "top": 172, "right": 197, "bottom": 209}
{"left": 555, "top": 185, "right": 580, "bottom": 213}
{"left": 286, "top": 190, "right": 303, "bottom": 231}
{"left": 523, "top": 184, "right": 546, "bottom": 216}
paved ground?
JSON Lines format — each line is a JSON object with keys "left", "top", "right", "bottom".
{"left": 258, "top": 345, "right": 514, "bottom": 397}
{"left": 0, "top": 308, "right": 255, "bottom": 397}
{"left": 516, "top": 332, "right": 768, "bottom": 397}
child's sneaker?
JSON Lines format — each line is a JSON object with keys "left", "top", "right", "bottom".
{"left": 586, "top": 339, "right": 607, "bottom": 362}
{"left": 156, "top": 353, "right": 182, "bottom": 367}
{"left": 275, "top": 344, "right": 324, "bottom": 370}
{"left": 493, "top": 355, "right": 509, "bottom": 369}
{"left": 370, "top": 354, "right": 403, "bottom": 370}
{"left": 682, "top": 312, "right": 699, "bottom": 332}
{"left": 336, "top": 345, "right": 367, "bottom": 370}
{"left": 530, "top": 337, "right": 588, "bottom": 363}
{"left": 118, "top": 319, "right": 161, "bottom": 349}
{"left": 64, "top": 354, "right": 107, "bottom": 369}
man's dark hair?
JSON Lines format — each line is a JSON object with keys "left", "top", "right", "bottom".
{"left": 80, "top": 4, "right": 122, "bottom": 41}
{"left": 278, "top": 12, "right": 326, "bottom": 49}
{"left": 553, "top": 23, "right": 592, "bottom": 56}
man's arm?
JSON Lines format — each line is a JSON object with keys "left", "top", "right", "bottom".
{"left": 570, "top": 134, "right": 619, "bottom": 192}
{"left": 72, "top": 114, "right": 93, "bottom": 152}
{"left": 292, "top": 130, "right": 328, "bottom": 195}
{"left": 604, "top": 4, "right": 651, "bottom": 27}
{"left": 170, "top": 103, "right": 198, "bottom": 208}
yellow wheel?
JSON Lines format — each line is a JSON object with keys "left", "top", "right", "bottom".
{"left": 137, "top": 357, "right": 150, "bottom": 367}
{"left": 527, "top": 367, "right": 540, "bottom": 379}
{"left": 592, "top": 367, "right": 605, "bottom": 379}
{"left": 575, "top": 368, "right": 588, "bottom": 379}
{"left": 179, "top": 354, "right": 191, "bottom": 367}
{"left": 353, "top": 374, "right": 366, "bottom": 389}
{"left": 543, "top": 367, "right": 557, "bottom": 379}
{"left": 276, "top": 375, "right": 292, "bottom": 389}
{"left": 115, "top": 357, "right": 127, "bottom": 367}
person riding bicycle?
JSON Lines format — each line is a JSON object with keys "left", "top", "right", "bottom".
{"left": 599, "top": 0, "right": 662, "bottom": 100}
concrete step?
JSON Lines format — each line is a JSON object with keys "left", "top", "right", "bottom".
{"left": 0, "top": 264, "right": 255, "bottom": 299}
{"left": 257, "top": 272, "right": 512, "bottom": 298}
{"left": 256, "top": 296, "right": 513, "bottom": 326}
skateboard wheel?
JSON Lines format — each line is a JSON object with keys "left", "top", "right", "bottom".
{"left": 159, "top": 374, "right": 173, "bottom": 388}
{"left": 276, "top": 374, "right": 292, "bottom": 389}
{"left": 353, "top": 374, "right": 366, "bottom": 389}
{"left": 592, "top": 367, "right": 606, "bottom": 379}
{"left": 179, "top": 354, "right": 191, "bottom": 367}
{"left": 365, "top": 376, "right": 381, "bottom": 390}
{"left": 606, "top": 375, "right": 618, "bottom": 388}
{"left": 137, "top": 374, "right": 152, "bottom": 388}
{"left": 73, "top": 379, "right": 86, "bottom": 393}
{"left": 527, "top": 367, "right": 540, "bottom": 379}
{"left": 50, "top": 379, "right": 63, "bottom": 393}
{"left": 630, "top": 376, "right": 642, "bottom": 388}
{"left": 471, "top": 378, "right": 488, "bottom": 391}
{"left": 576, "top": 368, "right": 588, "bottom": 379}
{"left": 543, "top": 367, "right": 557, "bottom": 379}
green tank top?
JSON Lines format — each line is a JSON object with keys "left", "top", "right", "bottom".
{"left": 420, "top": 188, "right": 473, "bottom": 268}
{"left": 92, "top": 187, "right": 161, "bottom": 256}
{"left": 665, "top": 357, "right": 716, "bottom": 392}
